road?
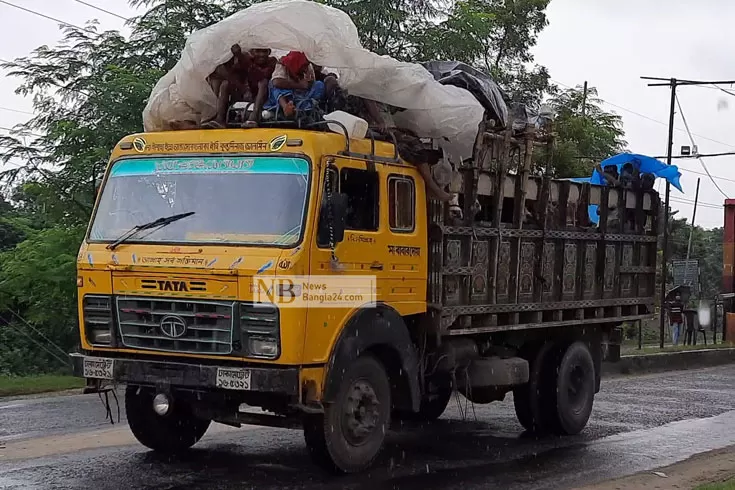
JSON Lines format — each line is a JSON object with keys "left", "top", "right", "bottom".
{"left": 1, "top": 365, "right": 734, "bottom": 489}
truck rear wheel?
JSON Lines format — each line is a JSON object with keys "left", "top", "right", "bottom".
{"left": 303, "top": 354, "right": 391, "bottom": 473}
{"left": 547, "top": 341, "right": 596, "bottom": 435}
{"left": 125, "top": 386, "right": 210, "bottom": 453}
{"left": 513, "top": 342, "right": 555, "bottom": 432}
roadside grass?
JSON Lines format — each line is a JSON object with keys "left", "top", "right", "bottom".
{"left": 696, "top": 478, "right": 735, "bottom": 490}
{"left": 0, "top": 375, "right": 84, "bottom": 398}
{"left": 622, "top": 342, "right": 734, "bottom": 355}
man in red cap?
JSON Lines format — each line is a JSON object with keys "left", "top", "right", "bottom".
{"left": 266, "top": 51, "right": 326, "bottom": 118}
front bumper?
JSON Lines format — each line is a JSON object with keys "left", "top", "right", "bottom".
{"left": 70, "top": 353, "right": 299, "bottom": 396}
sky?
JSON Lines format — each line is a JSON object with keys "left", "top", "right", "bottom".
{"left": 0, "top": 0, "right": 733, "bottom": 229}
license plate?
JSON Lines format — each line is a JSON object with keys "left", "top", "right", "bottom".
{"left": 82, "top": 357, "right": 114, "bottom": 380}
{"left": 216, "top": 367, "right": 251, "bottom": 391}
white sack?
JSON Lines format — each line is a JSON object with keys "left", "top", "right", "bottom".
{"left": 142, "top": 0, "right": 484, "bottom": 159}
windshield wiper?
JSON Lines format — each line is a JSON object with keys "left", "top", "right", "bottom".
{"left": 106, "top": 212, "right": 196, "bottom": 251}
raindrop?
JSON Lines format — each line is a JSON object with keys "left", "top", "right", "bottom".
{"left": 426, "top": 464, "right": 430, "bottom": 473}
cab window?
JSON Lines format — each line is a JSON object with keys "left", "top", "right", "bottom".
{"left": 388, "top": 175, "right": 415, "bottom": 232}
{"left": 341, "top": 167, "right": 379, "bottom": 231}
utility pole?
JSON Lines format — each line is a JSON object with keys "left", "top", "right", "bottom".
{"left": 581, "top": 81, "right": 588, "bottom": 118}
{"left": 642, "top": 75, "right": 735, "bottom": 349}
{"left": 686, "top": 178, "right": 701, "bottom": 261}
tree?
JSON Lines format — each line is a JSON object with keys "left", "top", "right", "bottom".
{"left": 417, "top": 0, "right": 551, "bottom": 104}
{"left": 0, "top": 196, "right": 28, "bottom": 252}
{"left": 548, "top": 85, "right": 627, "bottom": 178}
{"left": 324, "top": 0, "right": 445, "bottom": 60}
{"left": 667, "top": 216, "right": 723, "bottom": 301}
{"left": 0, "top": 0, "right": 624, "bottom": 374}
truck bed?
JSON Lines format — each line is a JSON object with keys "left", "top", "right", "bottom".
{"left": 428, "top": 126, "right": 659, "bottom": 336}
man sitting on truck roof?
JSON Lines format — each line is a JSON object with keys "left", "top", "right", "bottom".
{"left": 265, "top": 51, "right": 326, "bottom": 118}
{"left": 204, "top": 44, "right": 277, "bottom": 128}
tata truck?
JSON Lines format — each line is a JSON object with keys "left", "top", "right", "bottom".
{"left": 72, "top": 124, "right": 658, "bottom": 473}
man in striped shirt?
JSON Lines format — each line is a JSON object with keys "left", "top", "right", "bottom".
{"left": 668, "top": 295, "right": 684, "bottom": 346}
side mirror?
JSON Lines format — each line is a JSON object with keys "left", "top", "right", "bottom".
{"left": 318, "top": 192, "right": 347, "bottom": 247}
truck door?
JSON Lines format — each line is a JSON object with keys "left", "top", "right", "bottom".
{"left": 302, "top": 156, "right": 426, "bottom": 364}
{"left": 302, "top": 157, "right": 383, "bottom": 364}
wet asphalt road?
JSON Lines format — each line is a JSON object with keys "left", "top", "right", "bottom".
{"left": 1, "top": 365, "right": 735, "bottom": 489}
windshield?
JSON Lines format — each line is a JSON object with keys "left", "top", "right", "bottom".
{"left": 89, "top": 156, "right": 310, "bottom": 246}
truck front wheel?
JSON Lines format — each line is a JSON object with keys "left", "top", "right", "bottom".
{"left": 303, "top": 354, "right": 391, "bottom": 473}
{"left": 125, "top": 386, "right": 210, "bottom": 453}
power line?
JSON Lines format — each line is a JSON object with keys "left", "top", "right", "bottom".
{"left": 711, "top": 84, "right": 735, "bottom": 98}
{"left": 551, "top": 78, "right": 735, "bottom": 150}
{"left": 657, "top": 151, "right": 735, "bottom": 160}
{"left": 0, "top": 126, "right": 44, "bottom": 138}
{"left": 72, "top": 0, "right": 129, "bottom": 21}
{"left": 0, "top": 314, "right": 71, "bottom": 367}
{"left": 670, "top": 197, "right": 722, "bottom": 209}
{"left": 679, "top": 167, "right": 735, "bottom": 185}
{"left": 0, "top": 105, "right": 33, "bottom": 116}
{"left": 7, "top": 308, "right": 71, "bottom": 359}
{"left": 675, "top": 94, "right": 730, "bottom": 199}
{"left": 0, "top": 0, "right": 98, "bottom": 35}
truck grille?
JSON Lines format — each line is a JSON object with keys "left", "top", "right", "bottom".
{"left": 116, "top": 297, "right": 234, "bottom": 355}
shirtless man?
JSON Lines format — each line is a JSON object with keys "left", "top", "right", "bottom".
{"left": 206, "top": 44, "right": 277, "bottom": 128}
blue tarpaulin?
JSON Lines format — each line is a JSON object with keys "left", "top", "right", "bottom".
{"left": 573, "top": 153, "right": 683, "bottom": 224}
{"left": 592, "top": 153, "right": 683, "bottom": 191}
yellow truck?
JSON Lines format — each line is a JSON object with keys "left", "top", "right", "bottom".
{"left": 72, "top": 124, "right": 658, "bottom": 473}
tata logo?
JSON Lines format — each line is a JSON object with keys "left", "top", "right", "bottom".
{"left": 159, "top": 315, "right": 187, "bottom": 338}
{"left": 132, "top": 137, "right": 146, "bottom": 153}
{"left": 159, "top": 280, "right": 188, "bottom": 292}
{"left": 141, "top": 279, "right": 206, "bottom": 292}
{"left": 270, "top": 134, "right": 287, "bottom": 152}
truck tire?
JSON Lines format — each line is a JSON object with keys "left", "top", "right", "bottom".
{"left": 125, "top": 386, "right": 210, "bottom": 453}
{"left": 547, "top": 341, "right": 596, "bottom": 435}
{"left": 399, "top": 374, "right": 452, "bottom": 422}
{"left": 303, "top": 354, "right": 391, "bottom": 473}
{"left": 513, "top": 342, "right": 555, "bottom": 432}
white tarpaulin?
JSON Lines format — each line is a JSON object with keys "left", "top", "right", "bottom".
{"left": 142, "top": 0, "right": 485, "bottom": 159}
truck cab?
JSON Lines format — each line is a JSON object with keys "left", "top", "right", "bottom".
{"left": 74, "top": 127, "right": 426, "bottom": 472}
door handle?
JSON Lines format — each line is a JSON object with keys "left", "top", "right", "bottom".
{"left": 370, "top": 262, "right": 384, "bottom": 271}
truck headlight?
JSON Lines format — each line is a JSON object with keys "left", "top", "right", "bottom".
{"left": 83, "top": 295, "right": 113, "bottom": 346}
{"left": 240, "top": 303, "right": 280, "bottom": 360}
{"left": 249, "top": 337, "right": 279, "bottom": 358}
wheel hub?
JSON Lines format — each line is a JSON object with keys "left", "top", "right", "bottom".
{"left": 342, "top": 379, "right": 380, "bottom": 446}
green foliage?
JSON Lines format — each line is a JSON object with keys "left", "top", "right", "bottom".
{"left": 548, "top": 85, "right": 627, "bottom": 178}
{"left": 324, "top": 0, "right": 445, "bottom": 60}
{"left": 0, "top": 0, "right": 644, "bottom": 374}
{"left": 0, "top": 375, "right": 84, "bottom": 397}
{"left": 416, "top": 0, "right": 551, "bottom": 103}
{"left": 0, "top": 226, "right": 84, "bottom": 375}
{"left": 667, "top": 217, "right": 722, "bottom": 301}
